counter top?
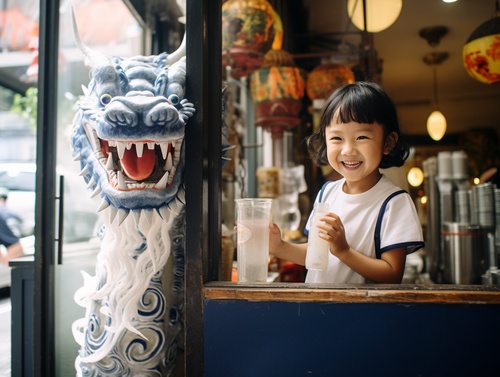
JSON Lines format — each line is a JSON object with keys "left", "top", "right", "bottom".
{"left": 203, "top": 282, "right": 500, "bottom": 304}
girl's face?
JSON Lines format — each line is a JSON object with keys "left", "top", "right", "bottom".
{"left": 325, "top": 119, "right": 396, "bottom": 194}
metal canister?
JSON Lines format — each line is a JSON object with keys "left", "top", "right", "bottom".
{"left": 442, "top": 222, "right": 488, "bottom": 284}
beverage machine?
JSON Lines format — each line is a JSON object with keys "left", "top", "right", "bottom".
{"left": 423, "top": 151, "right": 499, "bottom": 285}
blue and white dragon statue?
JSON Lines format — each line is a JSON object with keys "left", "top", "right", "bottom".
{"left": 69, "top": 2, "right": 200, "bottom": 375}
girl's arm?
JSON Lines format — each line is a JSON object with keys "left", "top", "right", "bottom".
{"left": 334, "top": 246, "right": 407, "bottom": 283}
{"left": 269, "top": 223, "right": 308, "bottom": 266}
{"left": 317, "top": 213, "right": 407, "bottom": 283}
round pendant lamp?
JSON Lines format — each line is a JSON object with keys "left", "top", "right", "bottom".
{"left": 347, "top": 0, "right": 402, "bottom": 33}
{"left": 463, "top": 2, "right": 500, "bottom": 84}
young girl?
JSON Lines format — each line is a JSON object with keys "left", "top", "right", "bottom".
{"left": 269, "top": 81, "right": 424, "bottom": 284}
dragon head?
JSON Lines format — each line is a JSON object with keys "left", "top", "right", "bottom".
{"left": 71, "top": 48, "right": 194, "bottom": 218}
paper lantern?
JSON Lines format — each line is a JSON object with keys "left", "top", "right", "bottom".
{"left": 250, "top": 49, "right": 307, "bottom": 137}
{"left": 306, "top": 63, "right": 355, "bottom": 101}
{"left": 222, "top": 0, "right": 276, "bottom": 78}
{"left": 463, "top": 16, "right": 500, "bottom": 84}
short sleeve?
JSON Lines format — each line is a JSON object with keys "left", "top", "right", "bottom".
{"left": 378, "top": 193, "right": 424, "bottom": 255}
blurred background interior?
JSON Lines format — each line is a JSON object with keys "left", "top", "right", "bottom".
{"left": 1, "top": 0, "right": 500, "bottom": 288}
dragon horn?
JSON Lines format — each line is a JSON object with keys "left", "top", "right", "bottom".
{"left": 70, "top": 2, "right": 113, "bottom": 69}
{"left": 164, "top": 33, "right": 186, "bottom": 66}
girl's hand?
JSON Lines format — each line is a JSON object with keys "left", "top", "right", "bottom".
{"left": 269, "top": 223, "right": 283, "bottom": 256}
{"left": 317, "top": 213, "right": 350, "bottom": 256}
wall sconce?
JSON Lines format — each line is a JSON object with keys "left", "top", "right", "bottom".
{"left": 423, "top": 52, "right": 449, "bottom": 141}
{"left": 347, "top": 0, "right": 402, "bottom": 33}
{"left": 463, "top": 0, "right": 500, "bottom": 84}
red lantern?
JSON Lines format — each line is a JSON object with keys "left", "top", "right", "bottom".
{"left": 222, "top": 0, "right": 276, "bottom": 78}
{"left": 463, "top": 16, "right": 500, "bottom": 84}
{"left": 250, "top": 49, "right": 307, "bottom": 138}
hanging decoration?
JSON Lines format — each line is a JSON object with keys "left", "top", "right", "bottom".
{"left": 250, "top": 49, "right": 307, "bottom": 138}
{"left": 423, "top": 52, "right": 449, "bottom": 141}
{"left": 222, "top": 0, "right": 277, "bottom": 78}
{"left": 306, "top": 62, "right": 355, "bottom": 104}
{"left": 463, "top": 1, "right": 500, "bottom": 84}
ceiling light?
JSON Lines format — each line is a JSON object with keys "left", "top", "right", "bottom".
{"left": 347, "top": 0, "right": 402, "bottom": 33}
{"left": 408, "top": 167, "right": 424, "bottom": 187}
{"left": 423, "top": 52, "right": 449, "bottom": 141}
{"left": 427, "top": 111, "right": 447, "bottom": 141}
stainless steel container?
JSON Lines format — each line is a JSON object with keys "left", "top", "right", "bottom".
{"left": 442, "top": 222, "right": 487, "bottom": 284}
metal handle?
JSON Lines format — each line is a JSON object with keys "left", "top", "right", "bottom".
{"left": 56, "top": 175, "right": 64, "bottom": 265}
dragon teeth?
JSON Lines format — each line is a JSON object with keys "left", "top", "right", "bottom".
{"left": 164, "top": 153, "right": 173, "bottom": 171}
{"left": 106, "top": 153, "right": 114, "bottom": 170}
{"left": 160, "top": 143, "right": 168, "bottom": 159}
{"left": 117, "top": 171, "right": 127, "bottom": 189}
{"left": 136, "top": 143, "right": 144, "bottom": 158}
{"left": 116, "top": 142, "right": 126, "bottom": 159}
{"left": 155, "top": 171, "right": 169, "bottom": 190}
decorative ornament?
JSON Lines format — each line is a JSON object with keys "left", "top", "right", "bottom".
{"left": 306, "top": 63, "right": 355, "bottom": 102}
{"left": 250, "top": 49, "right": 307, "bottom": 138}
{"left": 463, "top": 2, "right": 500, "bottom": 84}
{"left": 222, "top": 0, "right": 276, "bottom": 78}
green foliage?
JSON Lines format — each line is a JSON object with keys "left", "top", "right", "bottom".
{"left": 10, "top": 87, "right": 38, "bottom": 129}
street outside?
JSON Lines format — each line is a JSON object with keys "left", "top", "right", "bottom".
{"left": 0, "top": 289, "right": 11, "bottom": 377}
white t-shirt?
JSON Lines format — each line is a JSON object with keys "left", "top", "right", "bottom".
{"left": 305, "top": 175, "right": 424, "bottom": 284}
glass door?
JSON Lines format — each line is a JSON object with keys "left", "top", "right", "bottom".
{"left": 51, "top": 1, "right": 144, "bottom": 375}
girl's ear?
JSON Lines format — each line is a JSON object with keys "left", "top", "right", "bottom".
{"left": 384, "top": 132, "right": 398, "bottom": 155}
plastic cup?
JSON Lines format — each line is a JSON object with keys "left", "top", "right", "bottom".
{"left": 235, "top": 198, "right": 273, "bottom": 283}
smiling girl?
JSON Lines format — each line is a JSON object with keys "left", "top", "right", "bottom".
{"left": 269, "top": 81, "right": 424, "bottom": 284}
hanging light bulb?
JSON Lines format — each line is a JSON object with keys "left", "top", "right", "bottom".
{"left": 427, "top": 110, "right": 447, "bottom": 141}
{"left": 347, "top": 0, "right": 402, "bottom": 33}
{"left": 407, "top": 167, "right": 424, "bottom": 187}
{"left": 423, "top": 52, "right": 449, "bottom": 141}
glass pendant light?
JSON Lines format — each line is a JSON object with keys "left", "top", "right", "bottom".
{"left": 424, "top": 52, "right": 449, "bottom": 141}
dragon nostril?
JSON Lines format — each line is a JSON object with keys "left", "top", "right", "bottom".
{"left": 144, "top": 104, "right": 175, "bottom": 127}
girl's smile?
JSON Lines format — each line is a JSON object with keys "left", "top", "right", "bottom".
{"left": 325, "top": 120, "right": 395, "bottom": 194}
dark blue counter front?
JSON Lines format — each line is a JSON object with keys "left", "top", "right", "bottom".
{"left": 203, "top": 286, "right": 500, "bottom": 377}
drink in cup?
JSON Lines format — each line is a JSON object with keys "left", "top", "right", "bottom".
{"left": 235, "top": 198, "right": 273, "bottom": 283}
{"left": 305, "top": 202, "right": 330, "bottom": 271}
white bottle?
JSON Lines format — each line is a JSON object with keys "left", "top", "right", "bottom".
{"left": 305, "top": 202, "right": 330, "bottom": 271}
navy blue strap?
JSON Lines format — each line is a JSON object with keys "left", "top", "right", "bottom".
{"left": 374, "top": 190, "right": 406, "bottom": 259}
{"left": 318, "top": 181, "right": 332, "bottom": 203}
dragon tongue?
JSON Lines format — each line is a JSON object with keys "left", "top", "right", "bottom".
{"left": 120, "top": 146, "right": 156, "bottom": 181}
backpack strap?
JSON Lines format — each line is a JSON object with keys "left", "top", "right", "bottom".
{"left": 374, "top": 189, "right": 407, "bottom": 259}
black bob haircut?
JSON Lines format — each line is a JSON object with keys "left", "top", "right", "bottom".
{"left": 306, "top": 81, "right": 410, "bottom": 169}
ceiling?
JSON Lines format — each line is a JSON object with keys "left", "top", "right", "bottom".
{"left": 299, "top": 0, "right": 500, "bottom": 140}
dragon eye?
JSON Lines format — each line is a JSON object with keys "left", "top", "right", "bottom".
{"left": 168, "top": 94, "right": 180, "bottom": 105}
{"left": 100, "top": 94, "right": 113, "bottom": 106}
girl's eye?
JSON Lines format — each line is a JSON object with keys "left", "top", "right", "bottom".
{"left": 100, "top": 94, "right": 113, "bottom": 106}
{"left": 357, "top": 135, "right": 368, "bottom": 140}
